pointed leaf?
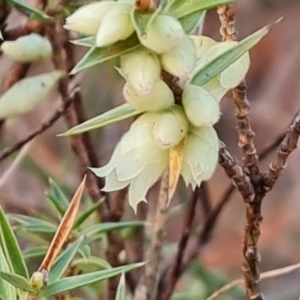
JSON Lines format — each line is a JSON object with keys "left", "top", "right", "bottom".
{"left": 72, "top": 257, "right": 111, "bottom": 272}
{"left": 168, "top": 0, "right": 234, "bottom": 19}
{"left": 73, "top": 198, "right": 105, "bottom": 229}
{"left": 38, "top": 176, "right": 86, "bottom": 272}
{"left": 179, "top": 10, "right": 206, "bottom": 34}
{"left": 48, "top": 236, "right": 84, "bottom": 283}
{"left": 168, "top": 141, "right": 184, "bottom": 205}
{"left": 70, "top": 36, "right": 95, "bottom": 48}
{"left": 46, "top": 178, "right": 70, "bottom": 217}
{"left": 0, "top": 206, "right": 29, "bottom": 279}
{"left": 7, "top": 0, "right": 50, "bottom": 20}
{"left": 115, "top": 272, "right": 126, "bottom": 300}
{"left": 59, "top": 104, "right": 140, "bottom": 136}
{"left": 40, "top": 262, "right": 146, "bottom": 298}
{"left": 23, "top": 246, "right": 48, "bottom": 261}
{"left": 10, "top": 214, "right": 57, "bottom": 234}
{"left": 70, "top": 35, "right": 140, "bottom": 74}
{"left": 191, "top": 25, "right": 271, "bottom": 86}
{"left": 0, "top": 246, "right": 17, "bottom": 300}
{"left": 0, "top": 271, "right": 34, "bottom": 293}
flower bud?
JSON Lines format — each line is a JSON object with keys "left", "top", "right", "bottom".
{"left": 30, "top": 272, "right": 44, "bottom": 293}
{"left": 123, "top": 79, "right": 174, "bottom": 111}
{"left": 181, "top": 126, "right": 219, "bottom": 189}
{"left": 0, "top": 71, "right": 64, "bottom": 119}
{"left": 120, "top": 48, "right": 161, "bottom": 95}
{"left": 96, "top": 3, "right": 134, "bottom": 47}
{"left": 160, "top": 35, "right": 197, "bottom": 87}
{"left": 152, "top": 106, "right": 188, "bottom": 149}
{"left": 182, "top": 84, "right": 220, "bottom": 127}
{"left": 190, "top": 35, "right": 217, "bottom": 60}
{"left": 64, "top": 1, "right": 113, "bottom": 35}
{"left": 139, "top": 15, "right": 185, "bottom": 54}
{"left": 1, "top": 33, "right": 52, "bottom": 62}
{"left": 202, "top": 77, "right": 227, "bottom": 103}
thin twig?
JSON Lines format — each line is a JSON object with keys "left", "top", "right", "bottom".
{"left": 217, "top": 5, "right": 259, "bottom": 178}
{"left": 218, "top": 141, "right": 254, "bottom": 203}
{"left": 0, "top": 92, "right": 74, "bottom": 162}
{"left": 264, "top": 110, "right": 300, "bottom": 191}
{"left": 145, "top": 170, "right": 169, "bottom": 300}
{"left": 207, "top": 262, "right": 300, "bottom": 300}
{"left": 160, "top": 186, "right": 201, "bottom": 300}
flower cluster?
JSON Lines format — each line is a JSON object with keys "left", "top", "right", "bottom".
{"left": 65, "top": 1, "right": 250, "bottom": 212}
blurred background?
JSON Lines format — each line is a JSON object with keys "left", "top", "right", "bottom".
{"left": 1, "top": 0, "right": 300, "bottom": 299}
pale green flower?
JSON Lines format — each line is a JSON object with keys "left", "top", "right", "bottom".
{"left": 139, "top": 15, "right": 185, "bottom": 54}
{"left": 180, "top": 126, "right": 219, "bottom": 190}
{"left": 1, "top": 33, "right": 52, "bottom": 62}
{"left": 182, "top": 84, "right": 220, "bottom": 127}
{"left": 160, "top": 35, "right": 197, "bottom": 87}
{"left": 123, "top": 79, "right": 174, "bottom": 111}
{"left": 120, "top": 48, "right": 161, "bottom": 95}
{"left": 95, "top": 3, "right": 134, "bottom": 47}
{"left": 64, "top": 1, "right": 113, "bottom": 35}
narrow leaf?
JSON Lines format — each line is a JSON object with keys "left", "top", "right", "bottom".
{"left": 115, "top": 272, "right": 126, "bottom": 300}
{"left": 23, "top": 246, "right": 48, "bottom": 261}
{"left": 70, "top": 36, "right": 95, "bottom": 48}
{"left": 59, "top": 104, "right": 140, "bottom": 136}
{"left": 191, "top": 25, "right": 271, "bottom": 86}
{"left": 48, "top": 236, "right": 84, "bottom": 283}
{"left": 40, "top": 262, "right": 146, "bottom": 298}
{"left": 38, "top": 176, "right": 86, "bottom": 272}
{"left": 70, "top": 35, "right": 140, "bottom": 74}
{"left": 0, "top": 246, "right": 17, "bottom": 300}
{"left": 80, "top": 221, "right": 147, "bottom": 237}
{"left": 0, "top": 271, "right": 34, "bottom": 293}
{"left": 10, "top": 214, "right": 57, "bottom": 234}
{"left": 179, "top": 10, "right": 206, "bottom": 34}
{"left": 72, "top": 257, "right": 111, "bottom": 272}
{"left": 7, "top": 0, "right": 50, "bottom": 20}
{"left": 168, "top": 0, "right": 234, "bottom": 19}
{"left": 0, "top": 206, "right": 29, "bottom": 279}
{"left": 47, "top": 178, "right": 70, "bottom": 217}
{"left": 168, "top": 141, "right": 184, "bottom": 205}
{"left": 73, "top": 198, "right": 105, "bottom": 229}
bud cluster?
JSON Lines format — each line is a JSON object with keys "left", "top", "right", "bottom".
{"left": 66, "top": 1, "right": 251, "bottom": 211}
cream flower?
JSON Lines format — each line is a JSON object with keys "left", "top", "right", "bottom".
{"left": 90, "top": 113, "right": 169, "bottom": 212}
{"left": 180, "top": 126, "right": 219, "bottom": 190}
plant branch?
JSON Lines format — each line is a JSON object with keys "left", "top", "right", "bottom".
{"left": 144, "top": 170, "right": 169, "bottom": 300}
{"left": 264, "top": 110, "right": 300, "bottom": 191}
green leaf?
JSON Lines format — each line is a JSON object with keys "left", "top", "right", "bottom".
{"left": 23, "top": 246, "right": 48, "bottom": 261}
{"left": 0, "top": 246, "right": 17, "bottom": 300}
{"left": 72, "top": 257, "right": 111, "bottom": 272}
{"left": 0, "top": 271, "right": 34, "bottom": 293}
{"left": 70, "top": 34, "right": 140, "bottom": 74}
{"left": 10, "top": 214, "right": 57, "bottom": 234}
{"left": 40, "top": 262, "right": 146, "bottom": 298}
{"left": 0, "top": 206, "right": 29, "bottom": 279}
{"left": 168, "top": 0, "right": 235, "bottom": 19}
{"left": 191, "top": 25, "right": 270, "bottom": 86}
{"left": 59, "top": 104, "right": 140, "bottom": 136}
{"left": 7, "top": 0, "right": 50, "bottom": 20}
{"left": 46, "top": 178, "right": 70, "bottom": 217}
{"left": 48, "top": 236, "right": 84, "bottom": 284}
{"left": 179, "top": 10, "right": 206, "bottom": 34}
{"left": 73, "top": 198, "right": 105, "bottom": 229}
{"left": 70, "top": 36, "right": 95, "bottom": 48}
{"left": 115, "top": 272, "right": 126, "bottom": 300}
{"left": 80, "top": 221, "right": 147, "bottom": 237}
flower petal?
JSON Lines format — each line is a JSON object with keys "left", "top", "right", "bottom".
{"left": 102, "top": 170, "right": 130, "bottom": 192}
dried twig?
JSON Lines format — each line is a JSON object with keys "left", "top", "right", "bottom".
{"left": 144, "top": 171, "right": 169, "bottom": 300}
{"left": 207, "top": 261, "right": 300, "bottom": 300}
{"left": 264, "top": 111, "right": 300, "bottom": 190}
